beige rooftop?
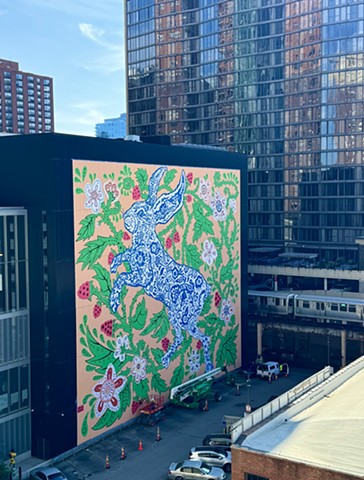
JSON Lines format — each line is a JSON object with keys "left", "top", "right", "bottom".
{"left": 239, "top": 358, "right": 364, "bottom": 477}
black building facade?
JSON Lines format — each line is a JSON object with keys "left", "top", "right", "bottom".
{"left": 0, "top": 133, "right": 246, "bottom": 460}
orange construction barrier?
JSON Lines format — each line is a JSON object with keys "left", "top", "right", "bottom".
{"left": 156, "top": 426, "right": 161, "bottom": 441}
{"left": 138, "top": 439, "right": 143, "bottom": 451}
{"left": 105, "top": 454, "right": 110, "bottom": 469}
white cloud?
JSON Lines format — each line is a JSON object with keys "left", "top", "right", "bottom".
{"left": 78, "top": 22, "right": 124, "bottom": 74}
{"left": 79, "top": 23, "right": 105, "bottom": 44}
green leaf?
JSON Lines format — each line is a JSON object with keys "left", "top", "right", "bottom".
{"left": 175, "top": 208, "right": 185, "bottom": 228}
{"left": 185, "top": 244, "right": 204, "bottom": 270}
{"left": 141, "top": 308, "right": 170, "bottom": 342}
{"left": 75, "top": 187, "right": 84, "bottom": 194}
{"left": 82, "top": 348, "right": 92, "bottom": 358}
{"left": 82, "top": 166, "right": 87, "bottom": 181}
{"left": 81, "top": 412, "right": 89, "bottom": 437}
{"left": 164, "top": 169, "right": 177, "bottom": 186}
{"left": 77, "top": 236, "right": 117, "bottom": 270}
{"left": 77, "top": 214, "right": 97, "bottom": 241}
{"left": 151, "top": 372, "right": 168, "bottom": 393}
{"left": 215, "top": 325, "right": 238, "bottom": 367}
{"left": 131, "top": 298, "right": 147, "bottom": 330}
{"left": 170, "top": 365, "right": 184, "bottom": 388}
{"left": 220, "top": 260, "right": 234, "bottom": 283}
{"left": 192, "top": 203, "right": 214, "bottom": 242}
{"left": 92, "top": 408, "right": 117, "bottom": 430}
{"left": 200, "top": 296, "right": 212, "bottom": 316}
{"left": 133, "top": 378, "right": 149, "bottom": 399}
{"left": 135, "top": 168, "right": 148, "bottom": 188}
{"left": 152, "top": 347, "right": 164, "bottom": 365}
{"left": 92, "top": 263, "right": 112, "bottom": 297}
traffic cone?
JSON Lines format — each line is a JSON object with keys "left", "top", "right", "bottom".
{"left": 156, "top": 426, "right": 161, "bottom": 442}
{"left": 236, "top": 384, "right": 241, "bottom": 396}
{"left": 203, "top": 399, "right": 209, "bottom": 412}
{"left": 105, "top": 454, "right": 110, "bottom": 469}
{"left": 138, "top": 439, "right": 143, "bottom": 451}
{"left": 121, "top": 446, "right": 126, "bottom": 460}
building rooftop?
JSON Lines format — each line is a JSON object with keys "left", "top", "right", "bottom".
{"left": 240, "top": 360, "right": 364, "bottom": 477}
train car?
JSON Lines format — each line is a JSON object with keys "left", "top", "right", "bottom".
{"left": 248, "top": 290, "right": 364, "bottom": 327}
{"left": 248, "top": 290, "right": 295, "bottom": 318}
{"left": 294, "top": 293, "right": 364, "bottom": 326}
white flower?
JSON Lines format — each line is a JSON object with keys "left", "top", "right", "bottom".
{"left": 210, "top": 190, "right": 227, "bottom": 222}
{"left": 188, "top": 349, "right": 200, "bottom": 373}
{"left": 114, "top": 335, "right": 130, "bottom": 362}
{"left": 229, "top": 198, "right": 237, "bottom": 214}
{"left": 131, "top": 355, "right": 147, "bottom": 383}
{"left": 84, "top": 178, "right": 104, "bottom": 214}
{"left": 117, "top": 335, "right": 130, "bottom": 349}
{"left": 220, "top": 299, "right": 235, "bottom": 325}
{"left": 201, "top": 239, "right": 217, "bottom": 266}
{"left": 92, "top": 363, "right": 127, "bottom": 418}
{"left": 199, "top": 178, "right": 211, "bottom": 203}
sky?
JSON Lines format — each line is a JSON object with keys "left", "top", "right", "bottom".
{"left": 0, "top": 0, "right": 125, "bottom": 136}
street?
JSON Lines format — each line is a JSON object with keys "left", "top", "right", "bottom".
{"left": 54, "top": 368, "right": 315, "bottom": 480}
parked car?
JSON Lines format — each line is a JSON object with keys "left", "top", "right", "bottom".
{"left": 256, "top": 361, "right": 280, "bottom": 380}
{"left": 189, "top": 447, "right": 231, "bottom": 472}
{"left": 30, "top": 467, "right": 68, "bottom": 480}
{"left": 202, "top": 433, "right": 232, "bottom": 451}
{"left": 168, "top": 460, "right": 226, "bottom": 480}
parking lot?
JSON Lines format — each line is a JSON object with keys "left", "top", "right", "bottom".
{"left": 49, "top": 368, "right": 314, "bottom": 480}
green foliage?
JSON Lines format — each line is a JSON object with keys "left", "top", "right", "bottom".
{"left": 141, "top": 309, "right": 170, "bottom": 341}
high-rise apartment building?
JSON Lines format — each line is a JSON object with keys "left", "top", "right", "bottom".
{"left": 0, "top": 59, "right": 54, "bottom": 134}
{"left": 126, "top": 0, "right": 364, "bottom": 263}
{"left": 127, "top": 0, "right": 364, "bottom": 366}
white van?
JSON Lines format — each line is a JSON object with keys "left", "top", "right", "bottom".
{"left": 256, "top": 361, "right": 280, "bottom": 379}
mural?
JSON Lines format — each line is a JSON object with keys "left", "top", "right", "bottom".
{"left": 73, "top": 160, "right": 241, "bottom": 443}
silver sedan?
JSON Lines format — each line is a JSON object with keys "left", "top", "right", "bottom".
{"left": 168, "top": 460, "right": 226, "bottom": 480}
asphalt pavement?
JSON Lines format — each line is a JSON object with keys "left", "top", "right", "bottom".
{"left": 44, "top": 367, "right": 316, "bottom": 480}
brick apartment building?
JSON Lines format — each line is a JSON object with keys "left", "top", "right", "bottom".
{"left": 0, "top": 59, "right": 54, "bottom": 134}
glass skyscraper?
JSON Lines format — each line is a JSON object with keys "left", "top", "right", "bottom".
{"left": 126, "top": 0, "right": 364, "bottom": 264}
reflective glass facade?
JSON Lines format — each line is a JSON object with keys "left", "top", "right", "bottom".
{"left": 0, "top": 208, "right": 30, "bottom": 461}
{"left": 127, "top": 0, "right": 364, "bottom": 263}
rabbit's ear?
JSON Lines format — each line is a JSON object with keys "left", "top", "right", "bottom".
{"left": 153, "top": 170, "right": 186, "bottom": 224}
{"left": 146, "top": 166, "right": 167, "bottom": 206}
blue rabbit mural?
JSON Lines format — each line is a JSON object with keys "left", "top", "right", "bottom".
{"left": 110, "top": 166, "right": 213, "bottom": 371}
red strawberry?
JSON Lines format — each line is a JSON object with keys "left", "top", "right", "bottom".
{"left": 186, "top": 194, "right": 192, "bottom": 203}
{"left": 187, "top": 172, "right": 193, "bottom": 184}
{"left": 93, "top": 304, "right": 102, "bottom": 318}
{"left": 162, "top": 337, "right": 170, "bottom": 352}
{"left": 77, "top": 281, "right": 90, "bottom": 299}
{"left": 214, "top": 291, "right": 221, "bottom": 307}
{"left": 101, "top": 320, "right": 114, "bottom": 337}
{"left": 132, "top": 400, "right": 140, "bottom": 414}
{"left": 123, "top": 231, "right": 130, "bottom": 241}
{"left": 108, "top": 252, "right": 115, "bottom": 265}
{"left": 196, "top": 340, "right": 202, "bottom": 350}
{"left": 173, "top": 232, "right": 180, "bottom": 243}
{"left": 132, "top": 185, "right": 141, "bottom": 200}
{"left": 166, "top": 237, "right": 172, "bottom": 249}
